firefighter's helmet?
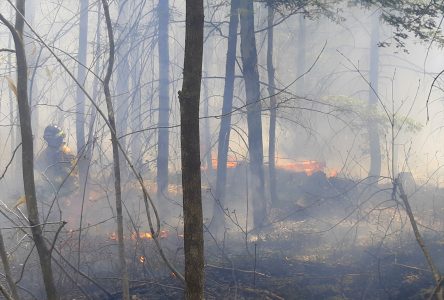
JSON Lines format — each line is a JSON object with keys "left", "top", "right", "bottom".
{"left": 43, "top": 125, "right": 65, "bottom": 147}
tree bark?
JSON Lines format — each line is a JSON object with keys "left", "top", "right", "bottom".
{"left": 157, "top": 0, "right": 171, "bottom": 198}
{"left": 267, "top": 5, "right": 278, "bottom": 205}
{"left": 101, "top": 1, "right": 130, "bottom": 299}
{"left": 130, "top": 18, "right": 143, "bottom": 170}
{"left": 25, "top": 0, "right": 39, "bottom": 147}
{"left": 0, "top": 2, "right": 58, "bottom": 299}
{"left": 179, "top": 0, "right": 205, "bottom": 298}
{"left": 76, "top": 0, "right": 89, "bottom": 200}
{"left": 115, "top": 0, "right": 130, "bottom": 178}
{"left": 367, "top": 11, "right": 381, "bottom": 181}
{"left": 239, "top": 0, "right": 267, "bottom": 228}
{"left": 211, "top": 0, "right": 239, "bottom": 237}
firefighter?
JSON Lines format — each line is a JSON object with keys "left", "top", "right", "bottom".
{"left": 35, "top": 125, "right": 78, "bottom": 197}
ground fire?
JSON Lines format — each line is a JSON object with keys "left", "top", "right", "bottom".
{"left": 108, "top": 230, "right": 169, "bottom": 241}
{"left": 276, "top": 159, "right": 326, "bottom": 175}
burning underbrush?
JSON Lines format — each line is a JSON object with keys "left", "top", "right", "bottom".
{"left": 2, "top": 168, "right": 444, "bottom": 299}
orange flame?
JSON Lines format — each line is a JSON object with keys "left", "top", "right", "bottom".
{"left": 131, "top": 232, "right": 153, "bottom": 240}
{"left": 206, "top": 158, "right": 239, "bottom": 170}
{"left": 276, "top": 160, "right": 326, "bottom": 176}
{"left": 130, "top": 230, "right": 169, "bottom": 240}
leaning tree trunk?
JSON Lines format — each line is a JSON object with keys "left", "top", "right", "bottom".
{"left": 267, "top": 5, "right": 278, "bottom": 205}
{"left": 157, "top": 0, "right": 171, "bottom": 198}
{"left": 0, "top": 3, "right": 58, "bottom": 299}
{"left": 367, "top": 11, "right": 381, "bottom": 181}
{"left": 211, "top": 0, "right": 240, "bottom": 237}
{"left": 239, "top": 0, "right": 267, "bottom": 228}
{"left": 101, "top": 1, "right": 130, "bottom": 299}
{"left": 179, "top": 0, "right": 204, "bottom": 298}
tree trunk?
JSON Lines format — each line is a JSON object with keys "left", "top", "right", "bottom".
{"left": 0, "top": 2, "right": 58, "bottom": 299}
{"left": 211, "top": 0, "right": 240, "bottom": 237}
{"left": 296, "top": 15, "right": 306, "bottom": 93}
{"left": 368, "top": 11, "right": 381, "bottom": 181}
{"left": 7, "top": 27, "right": 18, "bottom": 182}
{"left": 239, "top": 0, "right": 267, "bottom": 228}
{"left": 25, "top": 0, "right": 39, "bottom": 147}
{"left": 76, "top": 0, "right": 89, "bottom": 198}
{"left": 179, "top": 0, "right": 204, "bottom": 298}
{"left": 267, "top": 5, "right": 278, "bottom": 205}
{"left": 202, "top": 34, "right": 214, "bottom": 172}
{"left": 115, "top": 0, "right": 130, "bottom": 178}
{"left": 130, "top": 22, "right": 143, "bottom": 170}
{"left": 157, "top": 0, "right": 171, "bottom": 198}
{"left": 101, "top": 1, "right": 130, "bottom": 299}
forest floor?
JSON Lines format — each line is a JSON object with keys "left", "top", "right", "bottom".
{"left": 10, "top": 172, "right": 444, "bottom": 299}
{"left": 63, "top": 209, "right": 444, "bottom": 299}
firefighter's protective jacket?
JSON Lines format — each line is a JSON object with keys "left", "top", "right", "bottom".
{"left": 35, "top": 144, "right": 78, "bottom": 195}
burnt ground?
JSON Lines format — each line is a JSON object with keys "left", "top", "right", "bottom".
{"left": 58, "top": 209, "right": 444, "bottom": 298}
{"left": 73, "top": 236, "right": 440, "bottom": 300}
{"left": 6, "top": 171, "right": 444, "bottom": 299}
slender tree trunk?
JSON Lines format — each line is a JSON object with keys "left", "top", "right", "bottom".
{"left": 368, "top": 11, "right": 381, "bottom": 181}
{"left": 211, "top": 0, "right": 240, "bottom": 237}
{"left": 267, "top": 5, "right": 278, "bottom": 205}
{"left": 397, "top": 179, "right": 443, "bottom": 299}
{"left": 76, "top": 0, "right": 89, "bottom": 197}
{"left": 115, "top": 0, "right": 130, "bottom": 178}
{"left": 130, "top": 24, "right": 143, "bottom": 170}
{"left": 8, "top": 28, "right": 17, "bottom": 182}
{"left": 84, "top": 0, "right": 102, "bottom": 178}
{"left": 202, "top": 35, "right": 213, "bottom": 172}
{"left": 101, "top": 1, "right": 130, "bottom": 299}
{"left": 296, "top": 15, "right": 306, "bottom": 93}
{"left": 202, "top": 77, "right": 213, "bottom": 172}
{"left": 0, "top": 3, "right": 58, "bottom": 299}
{"left": 25, "top": 0, "right": 39, "bottom": 146}
{"left": 157, "top": 0, "right": 171, "bottom": 198}
{"left": 239, "top": 0, "right": 267, "bottom": 228}
{"left": 179, "top": 0, "right": 204, "bottom": 298}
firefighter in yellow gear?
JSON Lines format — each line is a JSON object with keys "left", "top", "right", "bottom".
{"left": 35, "top": 125, "right": 78, "bottom": 197}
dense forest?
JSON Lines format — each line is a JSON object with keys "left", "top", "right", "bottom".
{"left": 1, "top": 0, "right": 444, "bottom": 299}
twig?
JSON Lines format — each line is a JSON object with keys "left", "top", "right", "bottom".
{"left": 396, "top": 178, "right": 442, "bottom": 299}
{"left": 51, "top": 246, "right": 112, "bottom": 297}
{"left": 0, "top": 143, "right": 22, "bottom": 180}
{"left": 0, "top": 230, "right": 19, "bottom": 299}
{"left": 49, "top": 221, "right": 66, "bottom": 254}
{"left": 0, "top": 283, "right": 13, "bottom": 300}
{"left": 206, "top": 264, "right": 268, "bottom": 277}
{"left": 0, "top": 48, "right": 15, "bottom": 53}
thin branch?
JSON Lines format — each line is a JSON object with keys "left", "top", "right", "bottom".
{"left": 0, "top": 283, "right": 13, "bottom": 300}
{"left": 396, "top": 178, "right": 442, "bottom": 286}
{"left": 0, "top": 230, "right": 19, "bottom": 300}
{"left": 0, "top": 48, "right": 15, "bottom": 53}
{"left": 0, "top": 143, "right": 22, "bottom": 180}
